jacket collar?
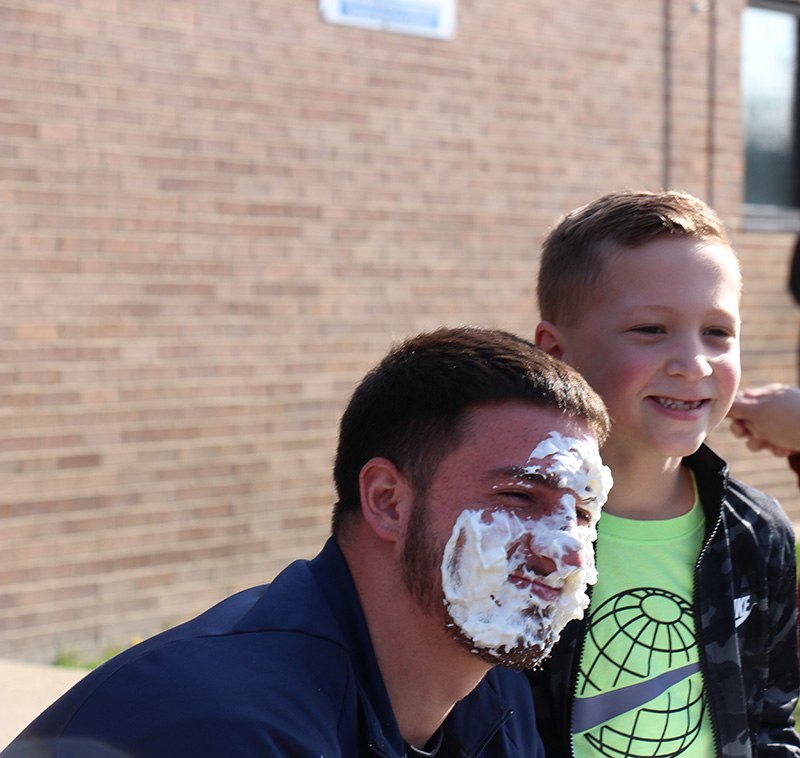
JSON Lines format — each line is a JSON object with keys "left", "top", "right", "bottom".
{"left": 309, "top": 539, "right": 514, "bottom": 757}
{"left": 682, "top": 444, "right": 728, "bottom": 538}
{"left": 309, "top": 539, "right": 404, "bottom": 756}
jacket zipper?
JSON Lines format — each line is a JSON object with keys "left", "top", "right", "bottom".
{"left": 692, "top": 502, "right": 724, "bottom": 758}
{"left": 568, "top": 586, "right": 591, "bottom": 758}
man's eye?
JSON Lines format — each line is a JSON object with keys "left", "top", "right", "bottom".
{"left": 576, "top": 502, "right": 593, "bottom": 523}
{"left": 499, "top": 490, "right": 528, "bottom": 501}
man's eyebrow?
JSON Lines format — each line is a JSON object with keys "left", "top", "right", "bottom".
{"left": 488, "top": 466, "right": 562, "bottom": 489}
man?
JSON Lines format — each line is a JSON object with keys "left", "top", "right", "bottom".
{"left": 4, "top": 326, "right": 612, "bottom": 758}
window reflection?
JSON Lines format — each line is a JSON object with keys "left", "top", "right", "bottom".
{"left": 743, "top": 4, "right": 800, "bottom": 208}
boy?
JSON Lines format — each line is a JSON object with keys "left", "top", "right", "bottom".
{"left": 530, "top": 190, "right": 800, "bottom": 757}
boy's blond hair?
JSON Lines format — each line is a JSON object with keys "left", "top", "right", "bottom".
{"left": 537, "top": 190, "right": 738, "bottom": 326}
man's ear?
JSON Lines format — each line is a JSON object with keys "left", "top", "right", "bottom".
{"left": 358, "top": 457, "right": 413, "bottom": 543}
{"left": 535, "top": 320, "right": 565, "bottom": 360}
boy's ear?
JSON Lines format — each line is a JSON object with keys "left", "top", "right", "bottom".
{"left": 358, "top": 457, "right": 413, "bottom": 543}
{"left": 535, "top": 320, "right": 565, "bottom": 359}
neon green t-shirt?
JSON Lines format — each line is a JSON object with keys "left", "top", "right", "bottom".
{"left": 572, "top": 478, "right": 715, "bottom": 758}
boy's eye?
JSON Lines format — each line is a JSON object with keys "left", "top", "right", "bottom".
{"left": 705, "top": 326, "right": 735, "bottom": 338}
{"left": 631, "top": 325, "right": 664, "bottom": 334}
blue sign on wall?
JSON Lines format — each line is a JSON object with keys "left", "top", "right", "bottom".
{"left": 320, "top": 0, "right": 456, "bottom": 40}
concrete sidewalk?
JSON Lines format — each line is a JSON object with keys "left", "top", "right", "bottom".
{"left": 0, "top": 659, "right": 88, "bottom": 750}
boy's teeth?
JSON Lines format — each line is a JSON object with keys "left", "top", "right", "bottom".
{"left": 656, "top": 397, "right": 702, "bottom": 410}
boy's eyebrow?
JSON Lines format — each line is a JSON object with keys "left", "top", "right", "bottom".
{"left": 620, "top": 302, "right": 735, "bottom": 312}
{"left": 619, "top": 303, "right": 739, "bottom": 319}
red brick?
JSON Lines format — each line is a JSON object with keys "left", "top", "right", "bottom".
{"left": 0, "top": 0, "right": 797, "bottom": 664}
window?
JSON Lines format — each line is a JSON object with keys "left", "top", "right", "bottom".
{"left": 742, "top": 1, "right": 800, "bottom": 230}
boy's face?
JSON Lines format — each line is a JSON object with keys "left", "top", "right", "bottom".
{"left": 537, "top": 237, "right": 741, "bottom": 464}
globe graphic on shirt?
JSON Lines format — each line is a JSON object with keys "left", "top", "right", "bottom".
{"left": 576, "top": 587, "right": 705, "bottom": 758}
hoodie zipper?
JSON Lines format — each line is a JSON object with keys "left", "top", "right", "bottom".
{"left": 692, "top": 496, "right": 724, "bottom": 758}
{"left": 568, "top": 587, "right": 590, "bottom": 758}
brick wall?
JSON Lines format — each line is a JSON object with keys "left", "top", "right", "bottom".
{"left": 1, "top": 0, "right": 797, "bottom": 662}
{"left": 720, "top": 231, "right": 800, "bottom": 508}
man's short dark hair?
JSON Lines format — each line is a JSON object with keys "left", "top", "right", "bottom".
{"left": 331, "top": 326, "right": 610, "bottom": 538}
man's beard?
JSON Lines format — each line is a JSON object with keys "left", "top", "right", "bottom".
{"left": 399, "top": 496, "right": 559, "bottom": 670}
{"left": 399, "top": 494, "right": 442, "bottom": 615}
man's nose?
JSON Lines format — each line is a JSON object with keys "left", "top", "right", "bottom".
{"left": 556, "top": 511, "right": 586, "bottom": 568}
{"left": 513, "top": 530, "right": 584, "bottom": 573}
{"left": 526, "top": 552, "right": 557, "bottom": 577}
{"left": 559, "top": 546, "right": 583, "bottom": 568}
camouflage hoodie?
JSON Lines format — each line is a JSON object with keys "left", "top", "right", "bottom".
{"left": 528, "top": 444, "right": 800, "bottom": 758}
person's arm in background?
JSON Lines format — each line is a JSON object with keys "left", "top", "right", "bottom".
{"left": 728, "top": 384, "right": 800, "bottom": 456}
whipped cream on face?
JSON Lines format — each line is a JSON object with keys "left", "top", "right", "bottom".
{"left": 520, "top": 431, "right": 612, "bottom": 616}
{"left": 441, "top": 432, "right": 612, "bottom": 663}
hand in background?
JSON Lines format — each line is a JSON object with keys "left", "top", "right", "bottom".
{"left": 728, "top": 383, "right": 800, "bottom": 456}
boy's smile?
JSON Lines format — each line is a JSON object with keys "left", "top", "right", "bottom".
{"left": 537, "top": 236, "right": 741, "bottom": 467}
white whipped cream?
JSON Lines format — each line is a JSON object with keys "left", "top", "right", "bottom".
{"left": 441, "top": 432, "right": 612, "bottom": 659}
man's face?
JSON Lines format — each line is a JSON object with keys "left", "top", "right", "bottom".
{"left": 400, "top": 401, "right": 612, "bottom": 670}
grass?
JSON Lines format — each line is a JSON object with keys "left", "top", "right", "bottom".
{"left": 54, "top": 637, "right": 143, "bottom": 670}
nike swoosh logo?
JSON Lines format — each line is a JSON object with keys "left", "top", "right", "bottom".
{"left": 734, "top": 595, "right": 752, "bottom": 627}
{"left": 573, "top": 661, "right": 701, "bottom": 733}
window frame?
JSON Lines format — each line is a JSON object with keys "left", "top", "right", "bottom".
{"left": 742, "top": 0, "right": 800, "bottom": 231}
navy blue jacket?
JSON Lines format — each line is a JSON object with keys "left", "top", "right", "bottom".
{"left": 3, "top": 538, "right": 544, "bottom": 758}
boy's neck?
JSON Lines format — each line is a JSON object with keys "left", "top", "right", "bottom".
{"left": 602, "top": 450, "right": 695, "bottom": 521}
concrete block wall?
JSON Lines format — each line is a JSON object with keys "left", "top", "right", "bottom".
{"left": 0, "top": 0, "right": 797, "bottom": 662}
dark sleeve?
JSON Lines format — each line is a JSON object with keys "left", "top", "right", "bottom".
{"left": 787, "top": 453, "right": 800, "bottom": 490}
{"left": 788, "top": 236, "right": 800, "bottom": 305}
{"left": 757, "top": 517, "right": 800, "bottom": 757}
{"left": 2, "top": 636, "right": 354, "bottom": 758}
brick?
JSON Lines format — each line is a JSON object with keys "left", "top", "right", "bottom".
{"left": 0, "top": 0, "right": 798, "bottom": 664}
{"left": 16, "top": 322, "right": 59, "bottom": 341}
{"left": 57, "top": 454, "right": 102, "bottom": 469}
